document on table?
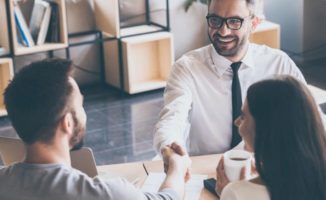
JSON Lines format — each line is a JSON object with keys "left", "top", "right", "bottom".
{"left": 142, "top": 173, "right": 208, "bottom": 200}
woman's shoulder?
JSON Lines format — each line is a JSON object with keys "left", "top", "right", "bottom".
{"left": 221, "top": 180, "right": 270, "bottom": 200}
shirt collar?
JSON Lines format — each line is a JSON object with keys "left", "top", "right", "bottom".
{"left": 241, "top": 44, "right": 255, "bottom": 69}
{"left": 209, "top": 44, "right": 255, "bottom": 77}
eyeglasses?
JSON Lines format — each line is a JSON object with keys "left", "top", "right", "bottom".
{"left": 206, "top": 15, "right": 252, "bottom": 30}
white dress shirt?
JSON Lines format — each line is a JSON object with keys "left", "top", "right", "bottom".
{"left": 154, "top": 43, "right": 306, "bottom": 156}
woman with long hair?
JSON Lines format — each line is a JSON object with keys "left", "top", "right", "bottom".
{"left": 218, "top": 75, "right": 326, "bottom": 200}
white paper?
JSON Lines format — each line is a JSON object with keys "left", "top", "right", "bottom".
{"left": 142, "top": 173, "right": 207, "bottom": 200}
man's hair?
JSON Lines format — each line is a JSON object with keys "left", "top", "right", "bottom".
{"left": 247, "top": 75, "right": 326, "bottom": 200}
{"left": 208, "top": 0, "right": 264, "bottom": 18}
{"left": 4, "top": 58, "right": 74, "bottom": 144}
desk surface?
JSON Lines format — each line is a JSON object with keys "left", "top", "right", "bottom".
{"left": 143, "top": 154, "right": 221, "bottom": 178}
{"left": 97, "top": 161, "right": 147, "bottom": 188}
{"left": 143, "top": 154, "right": 222, "bottom": 200}
{"left": 97, "top": 154, "right": 222, "bottom": 200}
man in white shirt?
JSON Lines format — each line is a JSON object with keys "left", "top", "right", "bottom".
{"left": 0, "top": 59, "right": 190, "bottom": 200}
{"left": 154, "top": 0, "right": 306, "bottom": 157}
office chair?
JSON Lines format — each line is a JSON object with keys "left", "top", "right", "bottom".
{"left": 0, "top": 136, "right": 98, "bottom": 177}
{"left": 70, "top": 147, "right": 98, "bottom": 177}
{"left": 0, "top": 136, "right": 25, "bottom": 165}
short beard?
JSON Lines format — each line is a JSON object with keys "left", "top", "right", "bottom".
{"left": 71, "top": 138, "right": 84, "bottom": 151}
{"left": 69, "top": 111, "right": 85, "bottom": 151}
{"left": 209, "top": 32, "right": 248, "bottom": 58}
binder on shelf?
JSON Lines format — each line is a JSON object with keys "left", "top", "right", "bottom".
{"left": 46, "top": 1, "right": 60, "bottom": 43}
{"left": 14, "top": 3, "right": 35, "bottom": 47}
{"left": 15, "top": 25, "right": 25, "bottom": 46}
{"left": 29, "top": 0, "right": 52, "bottom": 45}
{"left": 0, "top": 47, "right": 5, "bottom": 55}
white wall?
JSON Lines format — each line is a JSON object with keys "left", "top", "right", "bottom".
{"left": 168, "top": 0, "right": 209, "bottom": 59}
{"left": 264, "top": 0, "right": 326, "bottom": 54}
{"left": 304, "top": 0, "right": 326, "bottom": 51}
{"left": 264, "top": 0, "right": 304, "bottom": 52}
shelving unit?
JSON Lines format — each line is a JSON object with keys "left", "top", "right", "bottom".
{"left": 95, "top": 0, "right": 172, "bottom": 94}
{"left": 0, "top": 0, "right": 173, "bottom": 118}
{"left": 0, "top": 58, "right": 14, "bottom": 116}
{"left": 121, "top": 32, "right": 173, "bottom": 94}
{"left": 103, "top": 32, "right": 173, "bottom": 94}
{"left": 0, "top": 0, "right": 70, "bottom": 116}
{"left": 0, "top": 0, "right": 10, "bottom": 56}
{"left": 250, "top": 20, "right": 280, "bottom": 49}
{"left": 7, "top": 0, "right": 68, "bottom": 56}
{"left": 94, "top": 0, "right": 170, "bottom": 38}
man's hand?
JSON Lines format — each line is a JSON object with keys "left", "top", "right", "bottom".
{"left": 161, "top": 142, "right": 191, "bottom": 182}
{"left": 159, "top": 145, "right": 191, "bottom": 199}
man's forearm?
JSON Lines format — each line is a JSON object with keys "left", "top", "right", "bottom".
{"left": 159, "top": 169, "right": 185, "bottom": 200}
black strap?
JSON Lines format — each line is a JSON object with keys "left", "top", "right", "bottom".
{"left": 230, "top": 62, "right": 242, "bottom": 148}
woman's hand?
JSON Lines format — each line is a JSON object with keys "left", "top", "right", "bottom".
{"left": 215, "top": 157, "right": 229, "bottom": 196}
{"left": 215, "top": 156, "right": 249, "bottom": 195}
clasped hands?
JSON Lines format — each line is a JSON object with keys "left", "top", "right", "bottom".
{"left": 161, "top": 142, "right": 191, "bottom": 182}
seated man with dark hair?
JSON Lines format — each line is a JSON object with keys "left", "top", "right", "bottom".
{"left": 0, "top": 59, "right": 190, "bottom": 200}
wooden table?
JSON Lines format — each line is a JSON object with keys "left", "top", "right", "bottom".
{"left": 97, "top": 161, "right": 147, "bottom": 188}
{"left": 143, "top": 154, "right": 222, "bottom": 200}
{"left": 97, "top": 154, "right": 222, "bottom": 199}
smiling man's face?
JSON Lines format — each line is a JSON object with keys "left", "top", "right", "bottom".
{"left": 208, "top": 0, "right": 256, "bottom": 61}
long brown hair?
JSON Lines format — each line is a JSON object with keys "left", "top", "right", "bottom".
{"left": 247, "top": 76, "right": 326, "bottom": 200}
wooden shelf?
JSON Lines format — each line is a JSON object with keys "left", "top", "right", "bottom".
{"left": 120, "top": 25, "right": 164, "bottom": 38}
{"left": 104, "top": 32, "right": 174, "bottom": 94}
{"left": 94, "top": 0, "right": 167, "bottom": 38}
{"left": 122, "top": 32, "right": 173, "bottom": 94}
{"left": 129, "top": 79, "right": 167, "bottom": 94}
{"left": 8, "top": 0, "right": 68, "bottom": 55}
{"left": 14, "top": 43, "right": 67, "bottom": 56}
{"left": 94, "top": 0, "right": 120, "bottom": 37}
{"left": 0, "top": 0, "right": 10, "bottom": 56}
{"left": 0, "top": 58, "right": 14, "bottom": 117}
{"left": 250, "top": 20, "right": 280, "bottom": 49}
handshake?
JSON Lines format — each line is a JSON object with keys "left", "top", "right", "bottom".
{"left": 158, "top": 142, "right": 192, "bottom": 199}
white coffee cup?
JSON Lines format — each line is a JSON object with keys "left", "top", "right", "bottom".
{"left": 224, "top": 149, "right": 252, "bottom": 181}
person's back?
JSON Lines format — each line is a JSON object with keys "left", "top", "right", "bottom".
{"left": 0, "top": 163, "right": 149, "bottom": 200}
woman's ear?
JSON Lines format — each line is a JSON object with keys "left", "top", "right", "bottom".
{"left": 60, "top": 112, "right": 73, "bottom": 134}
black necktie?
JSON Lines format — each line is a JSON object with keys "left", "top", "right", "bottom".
{"left": 230, "top": 62, "right": 242, "bottom": 148}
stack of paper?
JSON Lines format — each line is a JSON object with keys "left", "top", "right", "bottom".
{"left": 142, "top": 173, "right": 207, "bottom": 200}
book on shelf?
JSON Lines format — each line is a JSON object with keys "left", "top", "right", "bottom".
{"left": 14, "top": 3, "right": 35, "bottom": 47}
{"left": 46, "top": 1, "right": 60, "bottom": 43}
{"left": 16, "top": 25, "right": 26, "bottom": 46}
{"left": 0, "top": 47, "right": 5, "bottom": 55}
{"left": 29, "top": 0, "right": 52, "bottom": 45}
